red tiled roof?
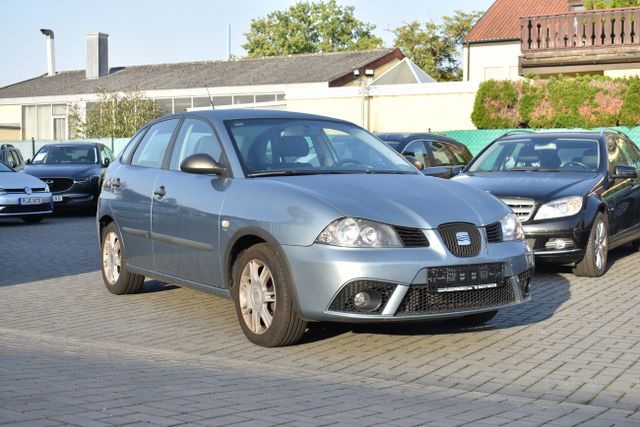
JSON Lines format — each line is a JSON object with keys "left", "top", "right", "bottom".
{"left": 466, "top": 0, "right": 571, "bottom": 43}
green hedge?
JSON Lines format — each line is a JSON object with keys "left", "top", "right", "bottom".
{"left": 472, "top": 76, "right": 640, "bottom": 129}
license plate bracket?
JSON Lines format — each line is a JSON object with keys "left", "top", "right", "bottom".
{"left": 426, "top": 263, "right": 504, "bottom": 293}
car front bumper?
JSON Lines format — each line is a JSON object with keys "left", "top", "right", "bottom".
{"left": 0, "top": 192, "right": 53, "bottom": 217}
{"left": 523, "top": 215, "right": 590, "bottom": 263}
{"left": 52, "top": 180, "right": 100, "bottom": 210}
{"left": 282, "top": 232, "right": 534, "bottom": 322}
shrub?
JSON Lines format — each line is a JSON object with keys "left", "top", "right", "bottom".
{"left": 472, "top": 75, "right": 636, "bottom": 129}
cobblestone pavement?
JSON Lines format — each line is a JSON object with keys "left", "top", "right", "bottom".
{"left": 1, "top": 215, "right": 640, "bottom": 426}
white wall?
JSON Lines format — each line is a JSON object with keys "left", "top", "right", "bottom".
{"left": 464, "top": 41, "right": 521, "bottom": 82}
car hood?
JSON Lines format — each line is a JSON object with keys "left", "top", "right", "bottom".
{"left": 452, "top": 171, "right": 602, "bottom": 202}
{"left": 0, "top": 171, "right": 48, "bottom": 189}
{"left": 24, "top": 164, "right": 102, "bottom": 178}
{"left": 264, "top": 174, "right": 510, "bottom": 228}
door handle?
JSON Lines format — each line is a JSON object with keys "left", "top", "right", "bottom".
{"left": 154, "top": 186, "right": 166, "bottom": 198}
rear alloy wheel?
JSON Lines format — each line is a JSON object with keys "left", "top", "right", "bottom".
{"left": 573, "top": 213, "right": 608, "bottom": 277}
{"left": 232, "top": 243, "right": 306, "bottom": 347}
{"left": 101, "top": 222, "right": 144, "bottom": 294}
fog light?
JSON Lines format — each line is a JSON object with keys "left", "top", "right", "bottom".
{"left": 353, "top": 291, "right": 382, "bottom": 312}
{"left": 545, "top": 238, "right": 574, "bottom": 250}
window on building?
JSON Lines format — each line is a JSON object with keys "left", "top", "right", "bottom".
{"left": 234, "top": 95, "right": 254, "bottom": 105}
{"left": 193, "top": 97, "right": 212, "bottom": 108}
{"left": 173, "top": 98, "right": 192, "bottom": 113}
{"left": 156, "top": 99, "right": 173, "bottom": 115}
{"left": 255, "top": 94, "right": 277, "bottom": 103}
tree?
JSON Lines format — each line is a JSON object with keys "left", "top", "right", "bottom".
{"left": 584, "top": 0, "right": 640, "bottom": 8}
{"left": 70, "top": 88, "right": 160, "bottom": 138}
{"left": 243, "top": 0, "right": 383, "bottom": 57}
{"left": 393, "top": 10, "right": 483, "bottom": 82}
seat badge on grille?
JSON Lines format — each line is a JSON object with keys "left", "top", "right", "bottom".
{"left": 456, "top": 231, "right": 471, "bottom": 246}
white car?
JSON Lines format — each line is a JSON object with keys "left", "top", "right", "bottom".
{"left": 0, "top": 162, "right": 53, "bottom": 223}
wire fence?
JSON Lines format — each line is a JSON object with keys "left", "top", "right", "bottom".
{"left": 443, "top": 127, "right": 640, "bottom": 155}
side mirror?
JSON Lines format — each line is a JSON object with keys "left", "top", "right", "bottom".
{"left": 404, "top": 155, "right": 424, "bottom": 171}
{"left": 26, "top": 159, "right": 31, "bottom": 165}
{"left": 451, "top": 165, "right": 465, "bottom": 176}
{"left": 103, "top": 158, "right": 111, "bottom": 167}
{"left": 612, "top": 164, "right": 637, "bottom": 179}
{"left": 180, "top": 153, "right": 226, "bottom": 175}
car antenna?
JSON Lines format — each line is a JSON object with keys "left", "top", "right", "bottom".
{"left": 205, "top": 84, "right": 215, "bottom": 110}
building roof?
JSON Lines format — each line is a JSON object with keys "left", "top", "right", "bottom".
{"left": 465, "top": 0, "right": 571, "bottom": 43}
{"left": 0, "top": 48, "right": 403, "bottom": 99}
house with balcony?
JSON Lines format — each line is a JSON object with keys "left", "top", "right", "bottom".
{"left": 464, "top": 0, "right": 640, "bottom": 81}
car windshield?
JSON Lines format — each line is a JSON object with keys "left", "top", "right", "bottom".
{"left": 32, "top": 146, "right": 98, "bottom": 165}
{"left": 0, "top": 162, "right": 12, "bottom": 172}
{"left": 468, "top": 137, "right": 600, "bottom": 173}
{"left": 225, "top": 119, "right": 418, "bottom": 176}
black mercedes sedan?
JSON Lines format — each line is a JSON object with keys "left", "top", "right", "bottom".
{"left": 376, "top": 133, "right": 472, "bottom": 178}
{"left": 453, "top": 130, "right": 640, "bottom": 277}
{"left": 24, "top": 142, "right": 115, "bottom": 211}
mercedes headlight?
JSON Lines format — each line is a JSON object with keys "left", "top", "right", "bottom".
{"left": 500, "top": 213, "right": 525, "bottom": 241}
{"left": 74, "top": 175, "right": 98, "bottom": 184}
{"left": 534, "top": 196, "right": 583, "bottom": 221}
{"left": 316, "top": 217, "right": 403, "bottom": 248}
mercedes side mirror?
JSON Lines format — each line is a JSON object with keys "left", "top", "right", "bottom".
{"left": 180, "top": 153, "right": 226, "bottom": 175}
{"left": 612, "top": 164, "right": 637, "bottom": 180}
{"left": 404, "top": 155, "right": 424, "bottom": 171}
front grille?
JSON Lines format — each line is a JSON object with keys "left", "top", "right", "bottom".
{"left": 4, "top": 187, "right": 46, "bottom": 194}
{"left": 329, "top": 280, "right": 396, "bottom": 314}
{"left": 396, "top": 282, "right": 516, "bottom": 315}
{"left": 41, "top": 178, "right": 73, "bottom": 193}
{"left": 438, "top": 223, "right": 481, "bottom": 258}
{"left": 500, "top": 197, "right": 535, "bottom": 222}
{"left": 0, "top": 203, "right": 52, "bottom": 214}
{"left": 394, "top": 226, "right": 430, "bottom": 247}
{"left": 485, "top": 222, "right": 503, "bottom": 243}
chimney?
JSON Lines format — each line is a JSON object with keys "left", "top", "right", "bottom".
{"left": 40, "top": 29, "right": 55, "bottom": 76}
{"left": 86, "top": 32, "right": 109, "bottom": 79}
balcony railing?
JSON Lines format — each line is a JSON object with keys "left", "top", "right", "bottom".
{"left": 521, "top": 7, "right": 640, "bottom": 53}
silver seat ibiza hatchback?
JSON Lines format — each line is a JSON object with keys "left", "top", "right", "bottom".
{"left": 98, "top": 110, "right": 534, "bottom": 346}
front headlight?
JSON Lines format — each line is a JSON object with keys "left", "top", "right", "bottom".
{"left": 44, "top": 183, "right": 50, "bottom": 193}
{"left": 534, "top": 196, "right": 583, "bottom": 221}
{"left": 74, "top": 175, "right": 98, "bottom": 184}
{"left": 0, "top": 187, "right": 6, "bottom": 195}
{"left": 500, "top": 213, "right": 525, "bottom": 241}
{"left": 316, "top": 217, "right": 403, "bottom": 248}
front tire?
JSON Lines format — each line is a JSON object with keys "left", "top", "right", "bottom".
{"left": 573, "top": 212, "right": 608, "bottom": 277}
{"left": 101, "top": 222, "right": 145, "bottom": 294}
{"left": 232, "top": 243, "right": 306, "bottom": 347}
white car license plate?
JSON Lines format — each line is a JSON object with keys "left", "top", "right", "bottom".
{"left": 19, "top": 197, "right": 43, "bottom": 205}
{"left": 53, "top": 195, "right": 63, "bottom": 202}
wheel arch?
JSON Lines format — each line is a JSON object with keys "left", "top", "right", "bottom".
{"left": 224, "top": 227, "right": 302, "bottom": 312}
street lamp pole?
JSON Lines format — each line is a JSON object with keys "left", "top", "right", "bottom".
{"left": 353, "top": 68, "right": 375, "bottom": 130}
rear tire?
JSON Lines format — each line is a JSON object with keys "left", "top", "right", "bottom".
{"left": 232, "top": 243, "right": 306, "bottom": 347}
{"left": 573, "top": 212, "right": 608, "bottom": 277}
{"left": 454, "top": 310, "right": 498, "bottom": 327}
{"left": 22, "top": 216, "right": 44, "bottom": 224}
{"left": 101, "top": 222, "right": 144, "bottom": 294}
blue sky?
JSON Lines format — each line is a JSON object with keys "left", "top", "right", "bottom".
{"left": 0, "top": 0, "right": 494, "bottom": 87}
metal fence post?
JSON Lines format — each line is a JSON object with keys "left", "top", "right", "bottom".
{"left": 111, "top": 135, "right": 114, "bottom": 152}
{"left": 31, "top": 137, "right": 35, "bottom": 158}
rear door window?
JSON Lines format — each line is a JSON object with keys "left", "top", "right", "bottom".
{"left": 131, "top": 119, "right": 179, "bottom": 169}
{"left": 402, "top": 141, "right": 430, "bottom": 167}
{"left": 430, "top": 141, "right": 456, "bottom": 166}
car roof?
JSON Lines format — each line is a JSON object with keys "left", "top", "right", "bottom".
{"left": 163, "top": 109, "right": 353, "bottom": 124}
{"left": 496, "top": 130, "right": 608, "bottom": 142}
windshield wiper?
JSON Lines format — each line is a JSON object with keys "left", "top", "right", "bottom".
{"left": 363, "top": 170, "right": 415, "bottom": 174}
{"left": 508, "top": 168, "right": 561, "bottom": 172}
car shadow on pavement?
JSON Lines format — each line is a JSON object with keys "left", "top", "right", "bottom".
{"left": 300, "top": 269, "right": 573, "bottom": 344}
{"left": 139, "top": 280, "right": 178, "bottom": 293}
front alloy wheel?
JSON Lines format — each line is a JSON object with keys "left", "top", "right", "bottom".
{"left": 573, "top": 213, "right": 608, "bottom": 277}
{"left": 232, "top": 243, "right": 306, "bottom": 347}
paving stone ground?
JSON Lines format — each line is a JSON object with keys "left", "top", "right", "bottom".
{"left": 1, "top": 215, "right": 639, "bottom": 426}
